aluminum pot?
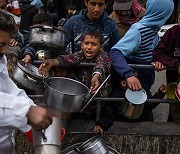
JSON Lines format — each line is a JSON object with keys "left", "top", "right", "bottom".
{"left": 29, "top": 25, "right": 66, "bottom": 55}
{"left": 74, "top": 136, "right": 109, "bottom": 154}
{"left": 13, "top": 61, "right": 44, "bottom": 93}
{"left": 32, "top": 117, "right": 65, "bottom": 154}
{"left": 43, "top": 77, "right": 89, "bottom": 112}
{"left": 62, "top": 142, "right": 120, "bottom": 154}
{"left": 121, "top": 88, "right": 147, "bottom": 119}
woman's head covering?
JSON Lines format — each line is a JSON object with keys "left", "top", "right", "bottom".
{"left": 31, "top": 0, "right": 43, "bottom": 9}
{"left": 114, "top": 0, "right": 143, "bottom": 25}
{"left": 113, "top": 0, "right": 132, "bottom": 11}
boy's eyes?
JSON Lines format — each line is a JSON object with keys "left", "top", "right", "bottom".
{"left": 84, "top": 42, "right": 97, "bottom": 46}
{"left": 90, "top": 2, "right": 105, "bottom": 7}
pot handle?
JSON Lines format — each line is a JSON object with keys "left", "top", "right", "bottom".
{"left": 25, "top": 74, "right": 38, "bottom": 83}
{"left": 80, "top": 74, "right": 111, "bottom": 113}
{"left": 25, "top": 127, "right": 66, "bottom": 144}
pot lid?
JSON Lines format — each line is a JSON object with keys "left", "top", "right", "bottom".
{"left": 17, "top": 61, "right": 43, "bottom": 79}
{"left": 125, "top": 88, "right": 147, "bottom": 105}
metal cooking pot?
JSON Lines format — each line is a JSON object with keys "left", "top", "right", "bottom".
{"left": 121, "top": 88, "right": 147, "bottom": 119}
{"left": 43, "top": 77, "right": 89, "bottom": 112}
{"left": 33, "top": 117, "right": 65, "bottom": 154}
{"left": 13, "top": 61, "right": 44, "bottom": 93}
{"left": 74, "top": 136, "right": 109, "bottom": 154}
{"left": 29, "top": 25, "right": 66, "bottom": 55}
{"left": 62, "top": 142, "right": 120, "bottom": 154}
{"left": 43, "top": 75, "right": 110, "bottom": 112}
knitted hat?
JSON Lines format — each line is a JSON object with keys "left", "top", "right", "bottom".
{"left": 113, "top": 0, "right": 133, "bottom": 11}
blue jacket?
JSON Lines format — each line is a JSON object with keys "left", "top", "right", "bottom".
{"left": 109, "top": 0, "right": 174, "bottom": 90}
{"left": 63, "top": 9, "right": 120, "bottom": 53}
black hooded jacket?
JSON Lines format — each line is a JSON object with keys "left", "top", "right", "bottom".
{"left": 20, "top": 4, "right": 38, "bottom": 31}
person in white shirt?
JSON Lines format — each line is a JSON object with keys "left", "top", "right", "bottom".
{"left": 0, "top": 10, "right": 53, "bottom": 154}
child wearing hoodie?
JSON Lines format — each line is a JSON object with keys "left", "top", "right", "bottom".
{"left": 96, "top": 0, "right": 174, "bottom": 130}
{"left": 153, "top": 11, "right": 180, "bottom": 123}
{"left": 109, "top": 0, "right": 174, "bottom": 93}
{"left": 63, "top": 0, "right": 120, "bottom": 53}
{"left": 38, "top": 29, "right": 111, "bottom": 119}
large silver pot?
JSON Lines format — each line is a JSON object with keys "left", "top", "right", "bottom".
{"left": 33, "top": 117, "right": 63, "bottom": 154}
{"left": 62, "top": 143, "right": 119, "bottom": 154}
{"left": 43, "top": 77, "right": 89, "bottom": 112}
{"left": 13, "top": 61, "right": 44, "bottom": 93}
{"left": 74, "top": 136, "right": 109, "bottom": 154}
{"left": 121, "top": 89, "right": 147, "bottom": 119}
{"left": 29, "top": 25, "right": 66, "bottom": 55}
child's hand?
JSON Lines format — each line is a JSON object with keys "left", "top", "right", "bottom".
{"left": 93, "top": 125, "right": 104, "bottom": 135}
{"left": 91, "top": 73, "right": 100, "bottom": 93}
{"left": 151, "top": 61, "right": 166, "bottom": 72}
{"left": 38, "top": 59, "right": 57, "bottom": 77}
{"left": 9, "top": 39, "right": 18, "bottom": 47}
{"left": 159, "top": 84, "right": 166, "bottom": 93}
{"left": 126, "top": 76, "right": 142, "bottom": 91}
{"left": 21, "top": 55, "right": 31, "bottom": 66}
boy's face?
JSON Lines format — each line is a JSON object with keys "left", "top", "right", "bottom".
{"left": 81, "top": 35, "right": 102, "bottom": 60}
{"left": 0, "top": 30, "right": 11, "bottom": 57}
{"left": 85, "top": 0, "right": 106, "bottom": 21}
{"left": 178, "top": 14, "right": 180, "bottom": 27}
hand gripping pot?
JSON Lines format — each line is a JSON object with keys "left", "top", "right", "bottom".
{"left": 121, "top": 88, "right": 147, "bottom": 119}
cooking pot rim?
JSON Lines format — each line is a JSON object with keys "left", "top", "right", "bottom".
{"left": 125, "top": 88, "right": 147, "bottom": 104}
{"left": 17, "top": 61, "right": 43, "bottom": 80}
{"left": 29, "top": 25, "right": 66, "bottom": 34}
{"left": 44, "top": 77, "right": 89, "bottom": 96}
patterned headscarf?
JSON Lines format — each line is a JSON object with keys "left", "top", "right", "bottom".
{"left": 114, "top": 0, "right": 142, "bottom": 25}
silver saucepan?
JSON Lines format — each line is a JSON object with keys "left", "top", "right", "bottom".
{"left": 43, "top": 75, "right": 111, "bottom": 112}
{"left": 121, "top": 88, "right": 147, "bottom": 119}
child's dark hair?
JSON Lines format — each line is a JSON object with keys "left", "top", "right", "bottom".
{"left": 67, "top": 5, "right": 77, "bottom": 11}
{"left": 0, "top": 10, "right": 16, "bottom": 35}
{"left": 85, "top": 0, "right": 108, "bottom": 4}
{"left": 84, "top": 29, "right": 103, "bottom": 45}
{"left": 33, "top": 13, "right": 52, "bottom": 25}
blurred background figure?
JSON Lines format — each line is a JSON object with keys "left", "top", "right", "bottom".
{"left": 109, "top": 0, "right": 146, "bottom": 38}
{"left": 47, "top": 0, "right": 59, "bottom": 26}
{"left": 67, "top": 5, "right": 79, "bottom": 19}
{"left": 20, "top": 0, "right": 43, "bottom": 32}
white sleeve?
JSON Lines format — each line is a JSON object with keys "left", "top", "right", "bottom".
{"left": 0, "top": 91, "right": 35, "bottom": 132}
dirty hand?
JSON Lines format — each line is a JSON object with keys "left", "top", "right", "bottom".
{"left": 38, "top": 59, "right": 59, "bottom": 77}
{"left": 21, "top": 55, "right": 31, "bottom": 66}
{"left": 9, "top": 39, "right": 18, "bottom": 47}
{"left": 27, "top": 106, "right": 53, "bottom": 131}
{"left": 93, "top": 125, "right": 104, "bottom": 135}
{"left": 91, "top": 73, "right": 100, "bottom": 93}
{"left": 126, "top": 76, "right": 142, "bottom": 91}
{"left": 151, "top": 61, "right": 166, "bottom": 72}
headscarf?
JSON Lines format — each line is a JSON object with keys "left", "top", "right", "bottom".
{"left": 114, "top": 0, "right": 142, "bottom": 25}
